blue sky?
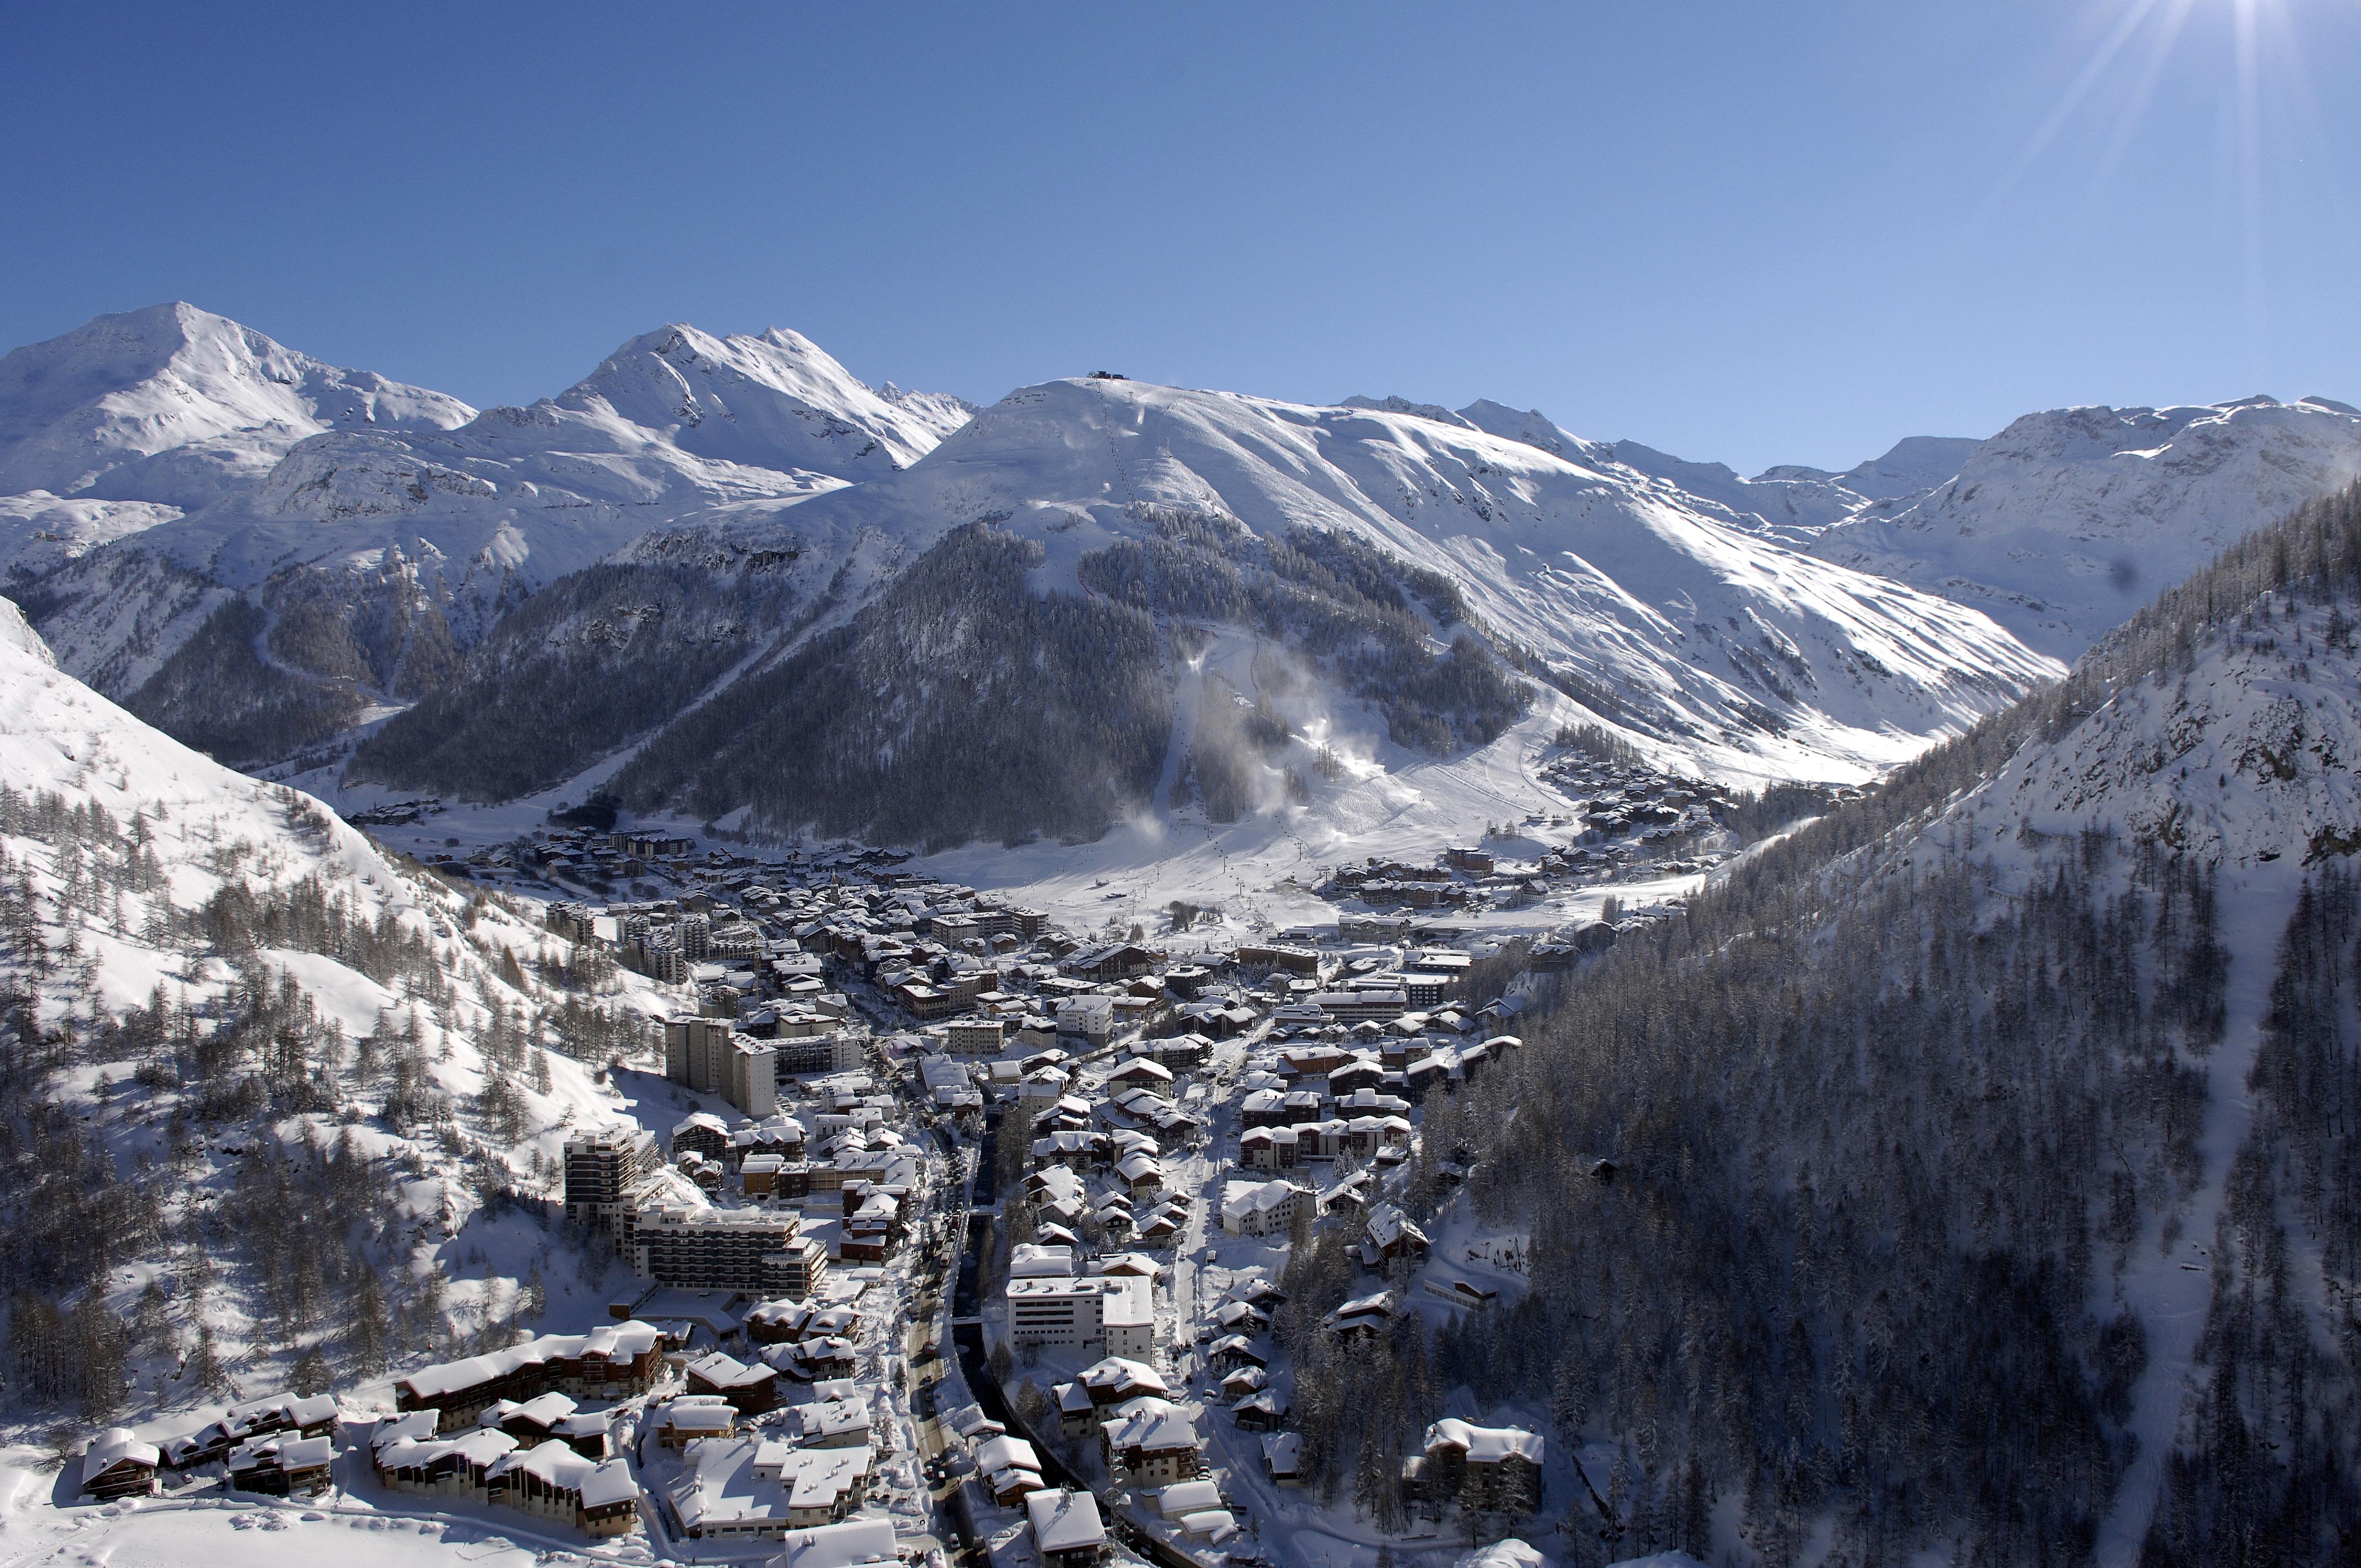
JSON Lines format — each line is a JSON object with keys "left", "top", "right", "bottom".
{"left": 6, "top": 1, "right": 2359, "bottom": 472}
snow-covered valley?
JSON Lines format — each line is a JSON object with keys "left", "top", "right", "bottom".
{"left": 10, "top": 296, "right": 2361, "bottom": 1568}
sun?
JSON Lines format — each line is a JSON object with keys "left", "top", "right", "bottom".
{"left": 1968, "top": 0, "right": 2327, "bottom": 350}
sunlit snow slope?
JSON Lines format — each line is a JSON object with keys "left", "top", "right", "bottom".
{"left": 712, "top": 375, "right": 2061, "bottom": 780}
{"left": 1812, "top": 396, "right": 2361, "bottom": 661}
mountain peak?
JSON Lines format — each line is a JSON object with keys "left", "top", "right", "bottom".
{"left": 1339, "top": 394, "right": 1475, "bottom": 429}
{"left": 0, "top": 303, "right": 474, "bottom": 508}
{"left": 559, "top": 321, "right": 970, "bottom": 475}
{"left": 1811, "top": 393, "right": 2361, "bottom": 659}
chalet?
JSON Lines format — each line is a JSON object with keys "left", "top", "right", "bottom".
{"left": 1324, "top": 1290, "right": 1400, "bottom": 1340}
{"left": 745, "top": 1441, "right": 873, "bottom": 1529}
{"left": 1133, "top": 1031, "right": 1213, "bottom": 1070}
{"left": 1100, "top": 1396, "right": 1201, "bottom": 1485}
{"left": 796, "top": 1396, "right": 872, "bottom": 1450}
{"left": 1062, "top": 943, "right": 1157, "bottom": 983}
{"left": 1079, "top": 1356, "right": 1170, "bottom": 1414}
{"left": 746, "top": 1300, "right": 861, "bottom": 1345}
{"left": 1261, "top": 1431, "right": 1305, "bottom": 1485}
{"left": 763, "top": 1334, "right": 860, "bottom": 1381}
{"left": 657, "top": 1398, "right": 739, "bottom": 1447}
{"left": 686, "top": 1351, "right": 780, "bottom": 1415}
{"left": 159, "top": 1393, "right": 340, "bottom": 1469}
{"left": 227, "top": 1434, "right": 336, "bottom": 1497}
{"left": 1028, "top": 1488, "right": 1109, "bottom": 1568}
{"left": 395, "top": 1322, "right": 668, "bottom": 1429}
{"left": 489, "top": 1442, "right": 641, "bottom": 1537}
{"left": 1233, "top": 944, "right": 1321, "bottom": 977}
{"left": 1207, "top": 1334, "right": 1269, "bottom": 1374}
{"left": 946, "top": 1404, "right": 1005, "bottom": 1444}
{"left": 1406, "top": 1419, "right": 1544, "bottom": 1516}
{"left": 977, "top": 1434, "right": 1046, "bottom": 1504}
{"left": 1032, "top": 1129, "right": 1109, "bottom": 1171}
{"left": 1363, "top": 1201, "right": 1433, "bottom": 1265}
{"left": 79, "top": 1429, "right": 159, "bottom": 1500}
{"left": 1158, "top": 1479, "right": 1225, "bottom": 1523}
{"left": 672, "top": 1112, "right": 733, "bottom": 1163}
{"left": 1238, "top": 1125, "right": 1296, "bottom": 1170}
{"left": 1053, "top": 1381, "right": 1098, "bottom": 1439}
{"left": 482, "top": 1392, "right": 610, "bottom": 1459}
{"left": 1105, "top": 1058, "right": 1174, "bottom": 1097}
{"left": 1232, "top": 1389, "right": 1289, "bottom": 1431}
{"left": 1113, "top": 1150, "right": 1165, "bottom": 1199}
{"left": 1095, "top": 1252, "right": 1166, "bottom": 1281}
{"left": 374, "top": 1424, "right": 519, "bottom": 1497}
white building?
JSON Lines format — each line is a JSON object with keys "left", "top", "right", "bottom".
{"left": 1055, "top": 994, "right": 1114, "bottom": 1043}
{"left": 1007, "top": 1273, "right": 1155, "bottom": 1358}
{"left": 1220, "top": 1179, "right": 1308, "bottom": 1237}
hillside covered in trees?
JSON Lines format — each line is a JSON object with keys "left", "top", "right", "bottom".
{"left": 0, "top": 597, "right": 656, "bottom": 1427}
{"left": 1314, "top": 484, "right": 2361, "bottom": 1565}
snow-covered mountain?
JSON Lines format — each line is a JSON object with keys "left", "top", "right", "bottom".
{"left": 1810, "top": 395, "right": 2361, "bottom": 661}
{"left": 0, "top": 302, "right": 475, "bottom": 508}
{"left": 0, "top": 306, "right": 975, "bottom": 763}
{"left": 1471, "top": 391, "right": 2361, "bottom": 668}
{"left": 827, "top": 375, "right": 2057, "bottom": 772}
{"left": 1862, "top": 493, "right": 2361, "bottom": 1564}
{"left": 1762, "top": 434, "right": 1982, "bottom": 503}
{"left": 561, "top": 323, "right": 971, "bottom": 475}
{"left": 0, "top": 590, "right": 666, "bottom": 1411}
{"left": 355, "top": 373, "right": 2060, "bottom": 854}
{"left": 20, "top": 312, "right": 972, "bottom": 616}
{"left": 0, "top": 302, "right": 474, "bottom": 571}
{"left": 1439, "top": 400, "right": 1981, "bottom": 543}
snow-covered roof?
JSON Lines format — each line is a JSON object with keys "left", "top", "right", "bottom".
{"left": 665, "top": 1401, "right": 738, "bottom": 1434}
{"left": 396, "top": 1321, "right": 666, "bottom": 1400}
{"left": 1095, "top": 1251, "right": 1165, "bottom": 1278}
{"left": 797, "top": 1397, "right": 869, "bottom": 1442}
{"left": 1453, "top": 1539, "right": 1553, "bottom": 1568}
{"left": 1026, "top": 1488, "right": 1107, "bottom": 1553}
{"left": 781, "top": 1516, "right": 899, "bottom": 1568}
{"left": 371, "top": 1410, "right": 440, "bottom": 1453}
{"left": 1424, "top": 1417, "right": 1545, "bottom": 1465}
{"left": 1103, "top": 1396, "right": 1198, "bottom": 1455}
{"left": 579, "top": 1457, "right": 640, "bottom": 1508}
{"left": 975, "top": 1434, "right": 1041, "bottom": 1476}
{"left": 1010, "top": 1242, "right": 1076, "bottom": 1277}
{"left": 81, "top": 1428, "right": 158, "bottom": 1485}
{"left": 511, "top": 1390, "right": 579, "bottom": 1425}
{"left": 688, "top": 1351, "right": 773, "bottom": 1388}
{"left": 1221, "top": 1179, "right": 1304, "bottom": 1222}
{"left": 945, "top": 1403, "right": 1003, "bottom": 1440}
{"left": 1080, "top": 1357, "right": 1167, "bottom": 1397}
{"left": 1157, "top": 1479, "right": 1223, "bottom": 1519}
{"left": 1367, "top": 1201, "right": 1429, "bottom": 1249}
